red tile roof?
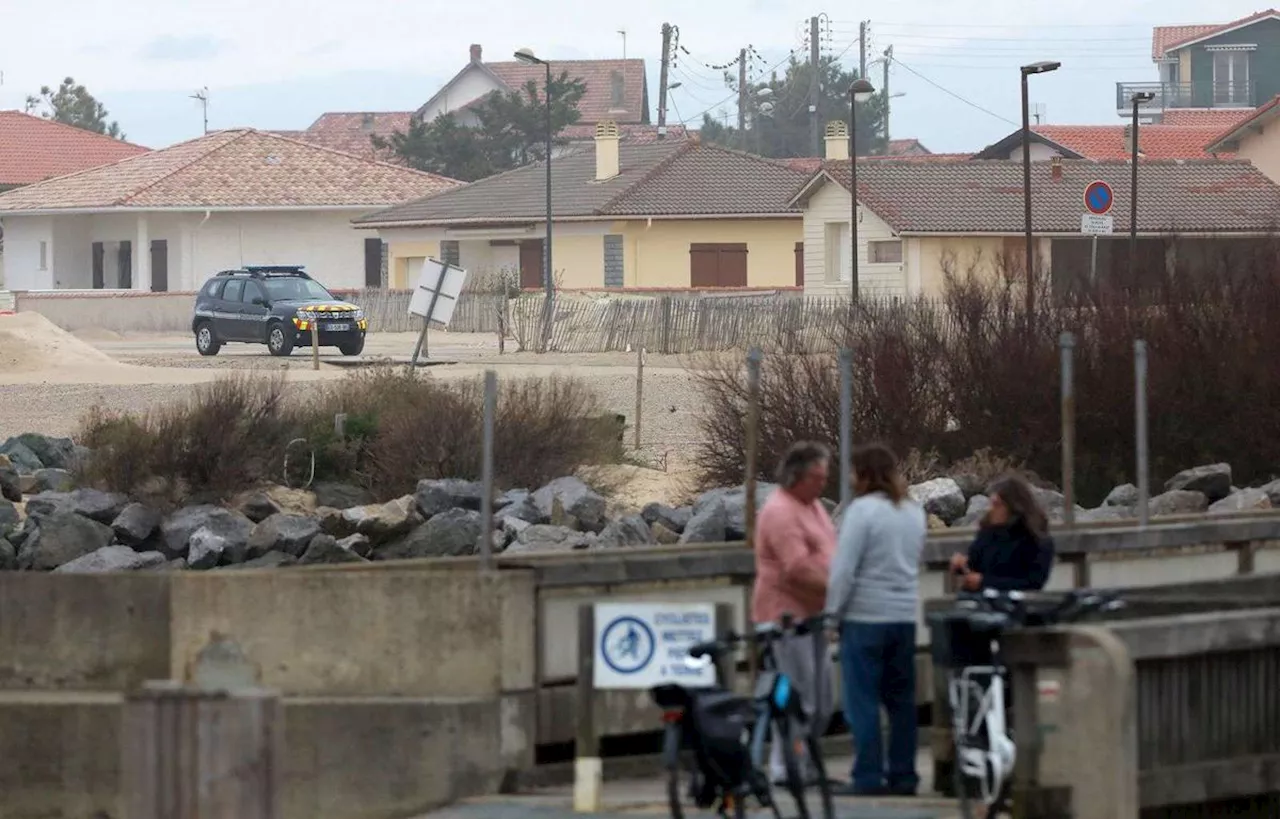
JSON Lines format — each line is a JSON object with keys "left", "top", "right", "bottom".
{"left": 887, "top": 138, "right": 930, "bottom": 156}
{"left": 485, "top": 58, "right": 647, "bottom": 124}
{"left": 560, "top": 123, "right": 686, "bottom": 143}
{"left": 294, "top": 112, "right": 411, "bottom": 160}
{"left": 1161, "top": 109, "right": 1256, "bottom": 129}
{"left": 0, "top": 110, "right": 150, "bottom": 187}
{"left": 1157, "top": 9, "right": 1280, "bottom": 57}
{"left": 1206, "top": 96, "right": 1280, "bottom": 152}
{"left": 1032, "top": 125, "right": 1230, "bottom": 160}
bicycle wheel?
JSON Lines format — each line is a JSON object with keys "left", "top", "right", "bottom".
{"left": 953, "top": 747, "right": 1011, "bottom": 819}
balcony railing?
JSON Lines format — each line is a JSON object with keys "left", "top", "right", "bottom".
{"left": 1116, "top": 80, "right": 1256, "bottom": 112}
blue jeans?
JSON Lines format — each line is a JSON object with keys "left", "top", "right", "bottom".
{"left": 839, "top": 621, "right": 919, "bottom": 793}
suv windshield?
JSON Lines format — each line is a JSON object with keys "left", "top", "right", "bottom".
{"left": 261, "top": 277, "right": 333, "bottom": 303}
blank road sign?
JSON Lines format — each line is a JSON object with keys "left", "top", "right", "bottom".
{"left": 408, "top": 258, "right": 469, "bottom": 326}
{"left": 1084, "top": 180, "right": 1114, "bottom": 216}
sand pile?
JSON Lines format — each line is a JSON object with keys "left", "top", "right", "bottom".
{"left": 0, "top": 312, "right": 128, "bottom": 374}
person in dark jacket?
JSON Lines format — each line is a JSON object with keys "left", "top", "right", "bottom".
{"left": 949, "top": 476, "right": 1055, "bottom": 592}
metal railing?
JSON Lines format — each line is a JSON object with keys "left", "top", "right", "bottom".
{"left": 1116, "top": 80, "right": 1257, "bottom": 111}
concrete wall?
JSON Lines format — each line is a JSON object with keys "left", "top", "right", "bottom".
{"left": 1, "top": 215, "right": 53, "bottom": 291}
{"left": 801, "top": 181, "right": 907, "bottom": 297}
{"left": 1234, "top": 124, "right": 1280, "bottom": 184}
{"left": 619, "top": 217, "right": 801, "bottom": 288}
{"left": 15, "top": 289, "right": 196, "bottom": 333}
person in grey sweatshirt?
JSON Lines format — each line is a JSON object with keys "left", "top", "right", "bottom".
{"left": 824, "top": 443, "right": 927, "bottom": 797}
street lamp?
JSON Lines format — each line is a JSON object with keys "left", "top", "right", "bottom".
{"left": 1020, "top": 60, "right": 1061, "bottom": 317}
{"left": 515, "top": 47, "right": 555, "bottom": 352}
{"left": 1129, "top": 91, "right": 1155, "bottom": 278}
{"left": 848, "top": 77, "right": 875, "bottom": 303}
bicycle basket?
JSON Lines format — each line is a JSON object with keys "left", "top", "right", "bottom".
{"left": 929, "top": 610, "right": 1008, "bottom": 667}
{"left": 688, "top": 689, "right": 756, "bottom": 785}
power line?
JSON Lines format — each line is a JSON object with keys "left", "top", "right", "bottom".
{"left": 889, "top": 55, "right": 1018, "bottom": 127}
{"left": 833, "top": 30, "right": 1151, "bottom": 43}
{"left": 679, "top": 45, "right": 806, "bottom": 125}
{"left": 830, "top": 19, "right": 1151, "bottom": 29}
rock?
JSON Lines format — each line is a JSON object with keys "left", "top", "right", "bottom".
{"left": 955, "top": 495, "right": 992, "bottom": 529}
{"left": 693, "top": 483, "right": 777, "bottom": 540}
{"left": 246, "top": 513, "right": 323, "bottom": 559}
{"left": 111, "top": 503, "right": 161, "bottom": 547}
{"left": 909, "top": 478, "right": 967, "bottom": 524}
{"left": 378, "top": 508, "right": 483, "bottom": 560}
{"left": 927, "top": 514, "right": 949, "bottom": 530}
{"left": 8, "top": 434, "right": 77, "bottom": 470}
{"left": 1149, "top": 490, "right": 1209, "bottom": 518}
{"left": 0, "top": 538, "right": 16, "bottom": 570}
{"left": 20, "top": 513, "right": 114, "bottom": 571}
{"left": 1104, "top": 484, "right": 1139, "bottom": 508}
{"left": 641, "top": 503, "right": 692, "bottom": 534}
{"left": 1164, "top": 463, "right": 1232, "bottom": 503}
{"left": 161, "top": 506, "right": 254, "bottom": 561}
{"left": 500, "top": 515, "right": 532, "bottom": 542}
{"left": 652, "top": 522, "right": 681, "bottom": 545}
{"left": 1077, "top": 506, "right": 1132, "bottom": 524}
{"left": 597, "top": 514, "right": 658, "bottom": 548}
{"left": 1209, "top": 488, "right": 1272, "bottom": 515}
{"left": 0, "top": 456, "right": 23, "bottom": 502}
{"left": 341, "top": 496, "right": 417, "bottom": 544}
{"left": 263, "top": 485, "right": 317, "bottom": 516}
{"left": 315, "top": 506, "right": 344, "bottom": 535}
{"left": 0, "top": 438, "right": 44, "bottom": 473}
{"left": 230, "top": 490, "right": 282, "bottom": 524}
{"left": 221, "top": 551, "right": 298, "bottom": 570}
{"left": 0, "top": 499, "right": 18, "bottom": 539}
{"left": 186, "top": 512, "right": 255, "bottom": 570}
{"left": 53, "top": 545, "right": 167, "bottom": 573}
{"left": 299, "top": 533, "right": 370, "bottom": 565}
{"left": 25, "top": 488, "right": 128, "bottom": 524}
{"left": 950, "top": 471, "right": 986, "bottom": 500}
{"left": 495, "top": 488, "right": 529, "bottom": 512}
{"left": 1257, "top": 479, "right": 1280, "bottom": 508}
{"left": 532, "top": 477, "right": 608, "bottom": 533}
{"left": 1026, "top": 487, "right": 1086, "bottom": 524}
{"left": 32, "top": 468, "right": 74, "bottom": 493}
{"left": 506, "top": 524, "right": 597, "bottom": 554}
{"left": 312, "top": 481, "right": 376, "bottom": 511}
{"left": 680, "top": 500, "right": 728, "bottom": 544}
{"left": 336, "top": 533, "right": 372, "bottom": 558}
{"left": 153, "top": 558, "right": 187, "bottom": 572}
{"left": 415, "top": 478, "right": 484, "bottom": 518}
{"left": 495, "top": 494, "right": 541, "bottom": 527}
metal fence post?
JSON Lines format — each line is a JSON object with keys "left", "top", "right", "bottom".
{"left": 1135, "top": 340, "right": 1149, "bottom": 527}
{"left": 744, "top": 347, "right": 763, "bottom": 548}
{"left": 573, "top": 605, "right": 600, "bottom": 813}
{"left": 838, "top": 348, "right": 853, "bottom": 510}
{"left": 479, "top": 370, "right": 497, "bottom": 569}
{"left": 1060, "top": 331, "right": 1076, "bottom": 528}
{"left": 634, "top": 347, "right": 645, "bottom": 450}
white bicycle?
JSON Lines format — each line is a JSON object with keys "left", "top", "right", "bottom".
{"left": 933, "top": 588, "right": 1124, "bottom": 818}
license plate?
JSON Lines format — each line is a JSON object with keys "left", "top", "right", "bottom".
{"left": 325, "top": 323, "right": 350, "bottom": 331}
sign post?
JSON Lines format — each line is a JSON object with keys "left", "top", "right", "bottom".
{"left": 407, "top": 258, "right": 468, "bottom": 371}
{"left": 1082, "top": 180, "right": 1115, "bottom": 283}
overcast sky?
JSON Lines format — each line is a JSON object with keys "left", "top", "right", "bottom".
{"left": 0, "top": 0, "right": 1263, "bottom": 155}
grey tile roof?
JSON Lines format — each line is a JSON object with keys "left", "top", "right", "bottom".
{"left": 355, "top": 140, "right": 809, "bottom": 226}
{"left": 804, "top": 158, "right": 1280, "bottom": 234}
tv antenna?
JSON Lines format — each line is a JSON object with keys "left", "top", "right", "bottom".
{"left": 1031, "top": 102, "right": 1046, "bottom": 125}
{"left": 191, "top": 87, "right": 209, "bottom": 134}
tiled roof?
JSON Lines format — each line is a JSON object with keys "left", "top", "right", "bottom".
{"left": 1157, "top": 9, "right": 1280, "bottom": 57}
{"left": 887, "top": 138, "right": 930, "bottom": 156}
{"left": 485, "top": 58, "right": 647, "bottom": 124}
{"left": 1161, "top": 109, "right": 1255, "bottom": 129}
{"left": 863, "top": 153, "right": 971, "bottom": 163}
{"left": 806, "top": 158, "right": 1280, "bottom": 234}
{"left": 293, "top": 112, "right": 411, "bottom": 159}
{"left": 1032, "top": 125, "right": 1230, "bottom": 160}
{"left": 561, "top": 123, "right": 686, "bottom": 143}
{"left": 0, "top": 128, "right": 460, "bottom": 212}
{"left": 356, "top": 140, "right": 807, "bottom": 226}
{"left": 0, "top": 110, "right": 150, "bottom": 187}
{"left": 1206, "top": 96, "right": 1280, "bottom": 151}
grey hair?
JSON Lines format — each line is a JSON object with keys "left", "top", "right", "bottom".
{"left": 774, "top": 441, "right": 831, "bottom": 488}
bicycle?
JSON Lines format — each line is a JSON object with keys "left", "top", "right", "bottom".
{"left": 930, "top": 588, "right": 1125, "bottom": 819}
{"left": 649, "top": 613, "right": 836, "bottom": 819}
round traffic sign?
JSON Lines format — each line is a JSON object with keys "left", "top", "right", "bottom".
{"left": 1083, "top": 180, "right": 1114, "bottom": 216}
{"left": 600, "top": 615, "right": 656, "bottom": 675}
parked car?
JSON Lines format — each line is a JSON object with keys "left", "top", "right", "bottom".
{"left": 192, "top": 266, "right": 367, "bottom": 357}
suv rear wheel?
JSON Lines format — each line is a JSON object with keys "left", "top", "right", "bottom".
{"left": 338, "top": 336, "right": 365, "bottom": 357}
{"left": 195, "top": 322, "right": 221, "bottom": 357}
{"left": 267, "top": 322, "right": 295, "bottom": 357}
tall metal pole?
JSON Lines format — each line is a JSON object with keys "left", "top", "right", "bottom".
{"left": 1022, "top": 70, "right": 1034, "bottom": 318}
{"left": 657, "top": 24, "right": 672, "bottom": 137}
{"left": 838, "top": 348, "right": 853, "bottom": 510}
{"left": 809, "top": 16, "right": 821, "bottom": 157}
{"left": 859, "top": 21, "right": 868, "bottom": 81}
{"left": 744, "top": 348, "right": 763, "bottom": 548}
{"left": 882, "top": 46, "right": 892, "bottom": 142}
{"left": 1129, "top": 97, "right": 1140, "bottom": 277}
{"left": 1060, "top": 332, "right": 1076, "bottom": 528}
{"left": 542, "top": 61, "right": 555, "bottom": 354}
{"left": 849, "top": 90, "right": 860, "bottom": 302}
{"left": 738, "top": 48, "right": 748, "bottom": 151}
{"left": 1135, "top": 340, "right": 1149, "bottom": 527}
{"left": 479, "top": 370, "right": 497, "bottom": 569}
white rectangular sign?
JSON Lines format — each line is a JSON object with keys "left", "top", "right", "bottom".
{"left": 408, "top": 258, "right": 469, "bottom": 326}
{"left": 593, "top": 602, "right": 717, "bottom": 689}
{"left": 1080, "top": 213, "right": 1115, "bottom": 235}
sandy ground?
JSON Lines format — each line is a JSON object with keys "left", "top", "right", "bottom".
{"left": 0, "top": 317, "right": 711, "bottom": 507}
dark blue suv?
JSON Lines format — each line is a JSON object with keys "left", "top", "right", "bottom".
{"left": 192, "top": 266, "right": 367, "bottom": 357}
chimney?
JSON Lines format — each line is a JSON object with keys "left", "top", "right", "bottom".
{"left": 824, "top": 121, "right": 849, "bottom": 161}
{"left": 595, "top": 121, "right": 620, "bottom": 180}
{"left": 469, "top": 44, "right": 483, "bottom": 63}
{"left": 1050, "top": 155, "right": 1063, "bottom": 180}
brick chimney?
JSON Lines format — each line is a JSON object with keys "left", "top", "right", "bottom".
{"left": 1050, "top": 155, "right": 1063, "bottom": 180}
{"left": 824, "top": 121, "right": 849, "bottom": 161}
{"left": 469, "top": 44, "right": 483, "bottom": 63}
{"left": 595, "top": 121, "right": 620, "bottom": 180}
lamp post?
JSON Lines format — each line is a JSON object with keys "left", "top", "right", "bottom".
{"left": 1129, "top": 91, "right": 1154, "bottom": 277}
{"left": 515, "top": 47, "right": 555, "bottom": 352}
{"left": 848, "top": 78, "right": 875, "bottom": 303}
{"left": 1020, "top": 60, "right": 1061, "bottom": 317}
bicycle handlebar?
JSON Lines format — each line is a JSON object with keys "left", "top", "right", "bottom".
{"left": 953, "top": 588, "right": 1125, "bottom": 626}
{"left": 688, "top": 613, "right": 827, "bottom": 659}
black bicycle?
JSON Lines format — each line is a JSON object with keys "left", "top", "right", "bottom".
{"left": 650, "top": 613, "right": 836, "bottom": 819}
{"left": 931, "top": 588, "right": 1125, "bottom": 819}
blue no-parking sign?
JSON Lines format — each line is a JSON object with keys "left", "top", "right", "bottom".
{"left": 593, "top": 602, "right": 717, "bottom": 689}
{"left": 1083, "top": 180, "right": 1114, "bottom": 216}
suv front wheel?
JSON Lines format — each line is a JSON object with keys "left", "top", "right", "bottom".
{"left": 267, "top": 322, "right": 295, "bottom": 357}
{"left": 195, "top": 322, "right": 222, "bottom": 357}
{"left": 338, "top": 335, "right": 365, "bottom": 357}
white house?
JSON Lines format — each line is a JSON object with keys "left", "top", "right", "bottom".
{"left": 0, "top": 129, "right": 458, "bottom": 293}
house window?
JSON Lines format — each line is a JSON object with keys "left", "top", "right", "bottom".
{"left": 440, "top": 240, "right": 461, "bottom": 267}
{"left": 1213, "top": 52, "right": 1250, "bottom": 105}
{"left": 603, "top": 235, "right": 624, "bottom": 287}
{"left": 38, "top": 241, "right": 48, "bottom": 271}
{"left": 869, "top": 240, "right": 902, "bottom": 264}
{"left": 823, "top": 223, "right": 846, "bottom": 283}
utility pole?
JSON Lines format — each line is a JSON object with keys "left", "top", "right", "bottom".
{"left": 882, "top": 45, "right": 892, "bottom": 143}
{"left": 859, "top": 21, "right": 868, "bottom": 80}
{"left": 191, "top": 87, "right": 209, "bottom": 135}
{"left": 809, "top": 16, "right": 821, "bottom": 157}
{"left": 738, "top": 48, "right": 747, "bottom": 151}
{"left": 657, "top": 23, "right": 672, "bottom": 137}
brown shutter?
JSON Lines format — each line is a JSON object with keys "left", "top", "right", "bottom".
{"left": 519, "top": 239, "right": 544, "bottom": 289}
{"left": 150, "top": 240, "right": 169, "bottom": 292}
{"left": 690, "top": 244, "right": 719, "bottom": 288}
{"left": 364, "top": 238, "right": 383, "bottom": 287}
{"left": 795, "top": 242, "right": 804, "bottom": 287}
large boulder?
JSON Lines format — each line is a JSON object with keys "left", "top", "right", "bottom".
{"left": 1077, "top": 505, "right": 1132, "bottom": 524}
{"left": 954, "top": 495, "right": 992, "bottom": 529}
{"left": 641, "top": 503, "right": 692, "bottom": 534}
{"left": 0, "top": 438, "right": 44, "bottom": 473}
{"left": 0, "top": 538, "right": 15, "bottom": 571}
{"left": 1209, "top": 488, "right": 1272, "bottom": 515}
{"left": 299, "top": 534, "right": 370, "bottom": 565}
{"left": 25, "top": 488, "right": 128, "bottom": 525}
{"left": 909, "top": 478, "right": 967, "bottom": 524}
{"left": 221, "top": 551, "right": 298, "bottom": 570}
{"left": 340, "top": 496, "right": 418, "bottom": 544}
{"left": 161, "top": 506, "right": 254, "bottom": 561}
{"left": 54, "top": 545, "right": 167, "bottom": 573}
{"left": 32, "top": 469, "right": 74, "bottom": 493}
{"left": 186, "top": 513, "right": 255, "bottom": 570}
{"left": 679, "top": 501, "right": 728, "bottom": 544}
{"left": 693, "top": 483, "right": 777, "bottom": 540}
{"left": 377, "top": 508, "right": 483, "bottom": 560}
{"left": 1103, "top": 484, "right": 1139, "bottom": 508}
{"left": 0, "top": 499, "right": 19, "bottom": 539}
{"left": 111, "top": 503, "right": 162, "bottom": 548}
{"left": 229, "top": 490, "right": 282, "bottom": 524}
{"left": 651, "top": 522, "right": 681, "bottom": 545}
{"left": 7, "top": 434, "right": 77, "bottom": 470}
{"left": 1164, "top": 463, "right": 1232, "bottom": 503}
{"left": 312, "top": 482, "right": 376, "bottom": 511}
{"left": 0, "top": 455, "right": 21, "bottom": 502}
{"left": 1028, "top": 487, "right": 1086, "bottom": 524}
{"left": 532, "top": 477, "right": 608, "bottom": 532}
{"left": 19, "top": 513, "right": 114, "bottom": 571}
{"left": 1149, "top": 490, "right": 1209, "bottom": 518}
{"left": 495, "top": 492, "right": 541, "bottom": 527}
{"left": 494, "top": 488, "right": 529, "bottom": 511}
{"left": 1259, "top": 479, "right": 1280, "bottom": 509}
{"left": 246, "top": 513, "right": 323, "bottom": 559}
{"left": 597, "top": 514, "right": 658, "bottom": 549}
{"left": 415, "top": 479, "right": 484, "bottom": 518}
{"left": 506, "top": 524, "right": 597, "bottom": 554}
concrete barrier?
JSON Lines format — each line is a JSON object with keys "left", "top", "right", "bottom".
{"left": 13, "top": 289, "right": 196, "bottom": 333}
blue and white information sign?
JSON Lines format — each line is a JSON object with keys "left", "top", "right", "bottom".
{"left": 593, "top": 602, "right": 717, "bottom": 689}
